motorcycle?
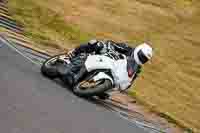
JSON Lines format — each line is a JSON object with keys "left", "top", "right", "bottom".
{"left": 41, "top": 50, "right": 138, "bottom": 98}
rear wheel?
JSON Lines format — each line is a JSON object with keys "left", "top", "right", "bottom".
{"left": 73, "top": 79, "right": 112, "bottom": 97}
{"left": 41, "top": 54, "right": 67, "bottom": 79}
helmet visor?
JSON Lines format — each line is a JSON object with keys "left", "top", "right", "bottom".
{"left": 138, "top": 50, "right": 148, "bottom": 64}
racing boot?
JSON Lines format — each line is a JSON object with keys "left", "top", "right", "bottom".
{"left": 56, "top": 63, "right": 75, "bottom": 86}
{"left": 60, "top": 72, "right": 75, "bottom": 87}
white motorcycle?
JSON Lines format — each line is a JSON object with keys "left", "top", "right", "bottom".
{"left": 41, "top": 50, "right": 138, "bottom": 98}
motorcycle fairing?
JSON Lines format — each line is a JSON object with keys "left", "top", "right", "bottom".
{"left": 84, "top": 55, "right": 135, "bottom": 91}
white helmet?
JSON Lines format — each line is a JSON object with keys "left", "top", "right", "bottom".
{"left": 133, "top": 43, "right": 153, "bottom": 65}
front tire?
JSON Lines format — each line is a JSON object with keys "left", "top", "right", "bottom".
{"left": 73, "top": 79, "right": 112, "bottom": 97}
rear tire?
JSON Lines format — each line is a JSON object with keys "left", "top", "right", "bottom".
{"left": 73, "top": 79, "right": 112, "bottom": 97}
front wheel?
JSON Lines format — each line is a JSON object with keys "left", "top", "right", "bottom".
{"left": 73, "top": 79, "right": 112, "bottom": 97}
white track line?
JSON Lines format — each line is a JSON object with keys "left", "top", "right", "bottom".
{"left": 0, "top": 36, "right": 42, "bottom": 66}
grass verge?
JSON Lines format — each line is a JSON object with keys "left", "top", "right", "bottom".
{"left": 8, "top": 0, "right": 92, "bottom": 50}
{"left": 129, "top": 91, "right": 194, "bottom": 132}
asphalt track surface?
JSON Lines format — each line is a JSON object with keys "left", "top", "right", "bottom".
{"left": 0, "top": 38, "right": 151, "bottom": 133}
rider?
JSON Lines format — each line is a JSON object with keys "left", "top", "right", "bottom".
{"left": 57, "top": 40, "right": 153, "bottom": 98}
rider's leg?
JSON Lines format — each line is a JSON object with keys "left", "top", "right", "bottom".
{"left": 69, "top": 54, "right": 88, "bottom": 85}
{"left": 59, "top": 55, "right": 87, "bottom": 86}
{"left": 73, "top": 64, "right": 87, "bottom": 84}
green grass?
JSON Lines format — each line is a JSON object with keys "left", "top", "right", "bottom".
{"left": 129, "top": 92, "right": 194, "bottom": 132}
{"left": 0, "top": 27, "right": 7, "bottom": 32}
{"left": 7, "top": 0, "right": 200, "bottom": 132}
{"left": 8, "top": 0, "right": 92, "bottom": 49}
